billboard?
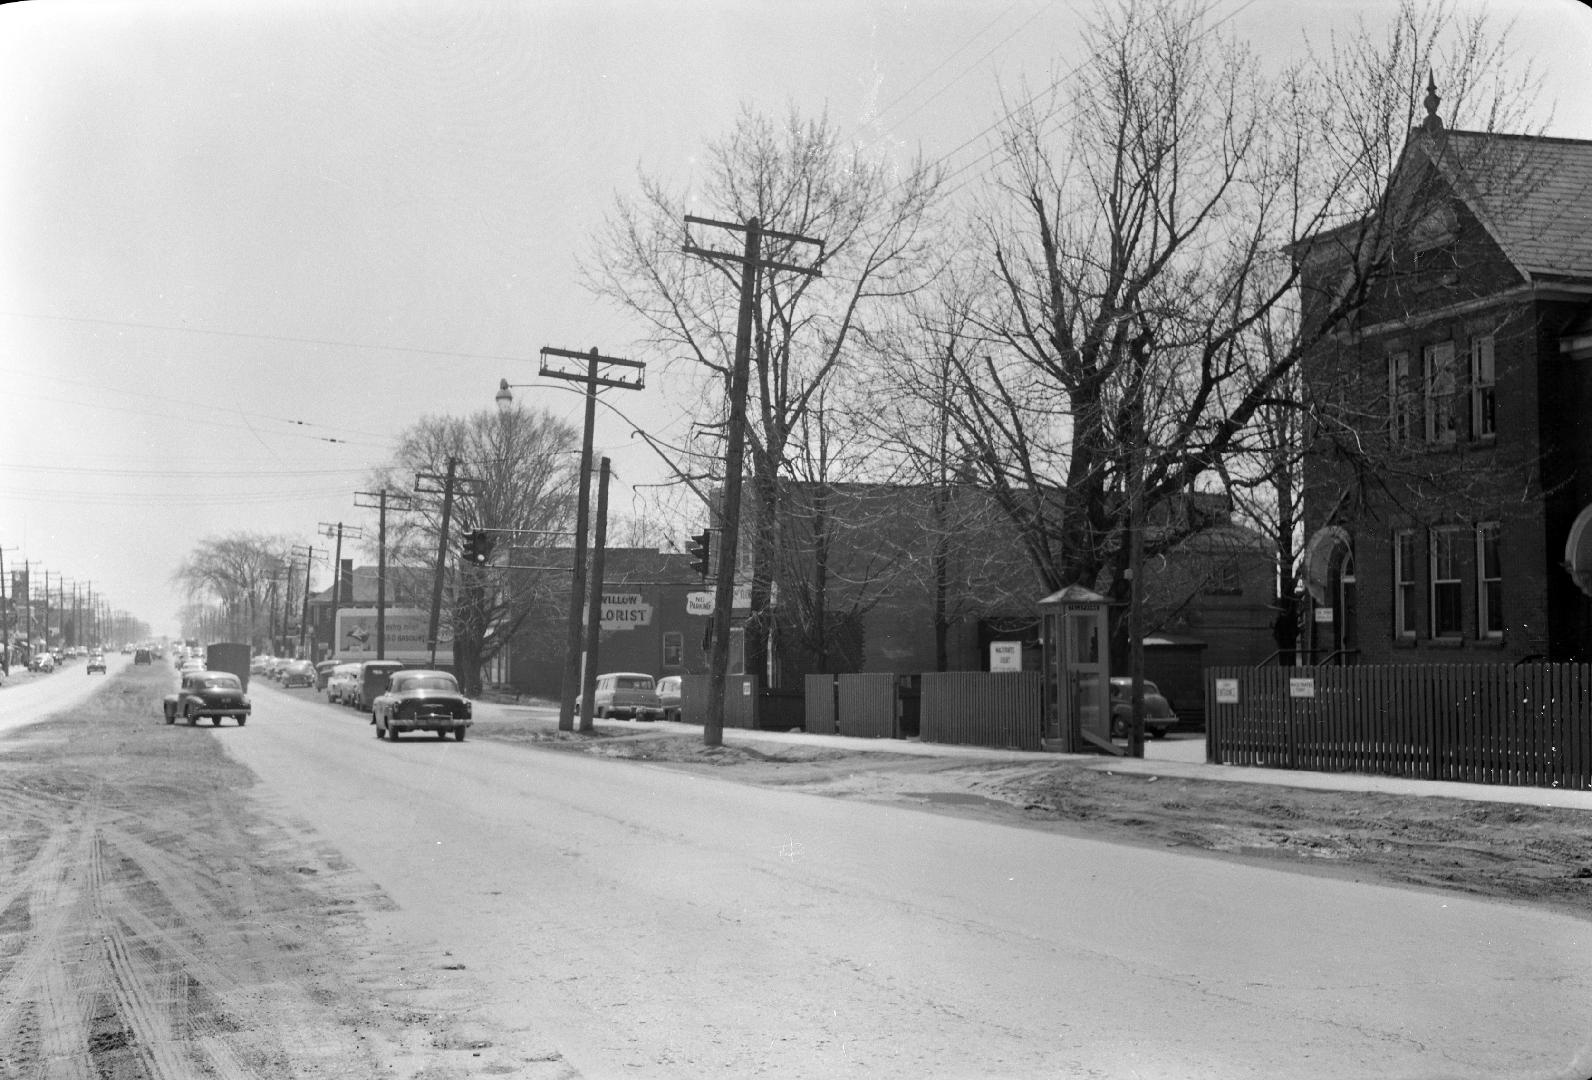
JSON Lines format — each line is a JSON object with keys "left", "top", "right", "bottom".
{"left": 333, "top": 607, "right": 452, "bottom": 664}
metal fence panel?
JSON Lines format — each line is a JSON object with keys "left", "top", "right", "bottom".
{"left": 920, "top": 672, "right": 1042, "bottom": 751}
{"left": 837, "top": 673, "right": 898, "bottom": 738}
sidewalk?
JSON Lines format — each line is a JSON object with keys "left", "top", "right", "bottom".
{"left": 701, "top": 721, "right": 1592, "bottom": 812}
{"left": 478, "top": 703, "right": 1592, "bottom": 812}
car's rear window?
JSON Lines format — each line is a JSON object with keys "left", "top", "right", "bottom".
{"left": 617, "top": 677, "right": 654, "bottom": 690}
{"left": 397, "top": 676, "right": 458, "bottom": 693}
{"left": 201, "top": 676, "right": 241, "bottom": 690}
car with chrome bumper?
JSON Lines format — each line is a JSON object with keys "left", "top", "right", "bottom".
{"left": 372, "top": 669, "right": 472, "bottom": 741}
{"left": 164, "top": 670, "right": 251, "bottom": 727}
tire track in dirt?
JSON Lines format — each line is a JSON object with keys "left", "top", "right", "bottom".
{"left": 0, "top": 670, "right": 405, "bottom": 1078}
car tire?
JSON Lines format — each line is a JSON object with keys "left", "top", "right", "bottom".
{"left": 454, "top": 728, "right": 466, "bottom": 742}
{"left": 388, "top": 726, "right": 400, "bottom": 740}
{"left": 238, "top": 716, "right": 246, "bottom": 726}
{"left": 375, "top": 722, "right": 384, "bottom": 739}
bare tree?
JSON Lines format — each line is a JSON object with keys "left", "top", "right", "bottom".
{"left": 172, "top": 532, "right": 293, "bottom": 647}
{"left": 583, "top": 105, "right": 945, "bottom": 682}
{"left": 367, "top": 406, "right": 578, "bottom": 696}
{"left": 917, "top": 0, "right": 1540, "bottom": 658}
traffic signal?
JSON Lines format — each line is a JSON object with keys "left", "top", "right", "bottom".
{"left": 461, "top": 529, "right": 495, "bottom": 567}
{"left": 686, "top": 529, "right": 712, "bottom": 577}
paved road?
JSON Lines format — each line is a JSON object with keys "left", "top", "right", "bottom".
{"left": 225, "top": 681, "right": 1592, "bottom": 1079}
{"left": 0, "top": 653, "right": 129, "bottom": 737}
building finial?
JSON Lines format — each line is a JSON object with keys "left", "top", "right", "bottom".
{"left": 1422, "top": 71, "right": 1444, "bottom": 134}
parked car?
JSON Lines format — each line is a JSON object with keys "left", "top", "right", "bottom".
{"left": 372, "top": 669, "right": 472, "bottom": 741}
{"left": 354, "top": 659, "right": 407, "bottom": 714}
{"left": 268, "top": 657, "right": 293, "bottom": 682}
{"left": 591, "top": 672, "right": 662, "bottom": 721}
{"left": 656, "top": 675, "right": 683, "bottom": 722}
{"left": 29, "top": 652, "right": 55, "bottom": 673}
{"left": 249, "top": 654, "right": 274, "bottom": 675}
{"left": 87, "top": 653, "right": 107, "bottom": 675}
{"left": 163, "top": 670, "right": 251, "bottom": 726}
{"left": 314, "top": 660, "right": 338, "bottom": 692}
{"left": 1108, "top": 676, "right": 1178, "bottom": 739}
{"left": 326, "top": 662, "right": 361, "bottom": 705}
{"left": 281, "top": 659, "right": 316, "bottom": 688}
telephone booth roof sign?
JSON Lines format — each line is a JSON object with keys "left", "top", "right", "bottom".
{"left": 1037, "top": 584, "right": 1108, "bottom": 608}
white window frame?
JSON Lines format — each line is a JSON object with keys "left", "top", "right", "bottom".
{"left": 1469, "top": 335, "right": 1496, "bottom": 440}
{"left": 1429, "top": 527, "right": 1465, "bottom": 638}
{"left": 1475, "top": 523, "right": 1503, "bottom": 639}
{"left": 1424, "top": 341, "right": 1457, "bottom": 445}
{"left": 1387, "top": 351, "right": 1413, "bottom": 444}
{"left": 662, "top": 631, "right": 684, "bottom": 668}
{"left": 1393, "top": 529, "right": 1417, "bottom": 639}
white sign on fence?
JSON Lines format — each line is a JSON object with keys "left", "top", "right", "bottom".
{"left": 990, "top": 642, "right": 1022, "bottom": 672}
{"left": 1289, "top": 677, "right": 1317, "bottom": 699}
{"left": 1215, "top": 678, "right": 1239, "bottom": 704}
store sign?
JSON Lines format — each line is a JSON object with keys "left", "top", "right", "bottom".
{"left": 601, "top": 593, "right": 653, "bottom": 629}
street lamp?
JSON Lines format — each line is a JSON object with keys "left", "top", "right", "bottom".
{"left": 495, "top": 378, "right": 527, "bottom": 412}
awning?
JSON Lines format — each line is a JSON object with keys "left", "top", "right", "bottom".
{"left": 1302, "top": 525, "right": 1352, "bottom": 604}
{"left": 1564, "top": 504, "right": 1592, "bottom": 597}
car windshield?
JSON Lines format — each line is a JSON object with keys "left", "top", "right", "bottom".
{"left": 200, "top": 676, "right": 241, "bottom": 690}
{"left": 397, "top": 676, "right": 457, "bottom": 693}
{"left": 617, "top": 677, "right": 653, "bottom": 690}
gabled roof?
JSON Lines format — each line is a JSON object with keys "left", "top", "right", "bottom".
{"left": 1411, "top": 128, "right": 1592, "bottom": 281}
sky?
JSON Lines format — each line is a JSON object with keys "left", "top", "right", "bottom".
{"left": 2, "top": 0, "right": 1590, "bottom": 640}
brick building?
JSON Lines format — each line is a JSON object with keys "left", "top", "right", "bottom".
{"left": 1299, "top": 93, "right": 1592, "bottom": 663}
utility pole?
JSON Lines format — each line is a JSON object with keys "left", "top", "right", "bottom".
{"left": 577, "top": 457, "right": 612, "bottom": 733}
{"left": 319, "top": 522, "right": 363, "bottom": 662}
{"left": 0, "top": 547, "right": 14, "bottom": 676}
{"left": 291, "top": 544, "right": 318, "bottom": 658}
{"left": 416, "top": 460, "right": 481, "bottom": 667}
{"left": 22, "top": 563, "right": 32, "bottom": 653}
{"left": 356, "top": 488, "right": 415, "bottom": 661}
{"left": 536, "top": 346, "right": 645, "bottom": 732}
{"left": 684, "top": 214, "right": 823, "bottom": 747}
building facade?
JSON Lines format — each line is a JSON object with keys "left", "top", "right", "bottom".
{"left": 1299, "top": 103, "right": 1592, "bottom": 663}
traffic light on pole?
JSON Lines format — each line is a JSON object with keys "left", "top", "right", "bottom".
{"left": 462, "top": 530, "right": 493, "bottom": 567}
{"left": 686, "top": 530, "right": 711, "bottom": 577}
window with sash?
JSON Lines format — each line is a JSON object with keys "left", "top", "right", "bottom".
{"left": 1429, "top": 528, "right": 1464, "bottom": 637}
{"left": 1387, "top": 351, "right": 1414, "bottom": 444}
{"left": 1393, "top": 530, "right": 1417, "bottom": 638}
{"left": 662, "top": 631, "right": 683, "bottom": 668}
{"left": 1469, "top": 335, "right": 1496, "bottom": 440}
{"left": 1476, "top": 523, "right": 1503, "bottom": 638}
{"left": 1424, "top": 342, "right": 1458, "bottom": 445}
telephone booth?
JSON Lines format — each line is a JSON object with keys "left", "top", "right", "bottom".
{"left": 1038, "top": 585, "right": 1111, "bottom": 752}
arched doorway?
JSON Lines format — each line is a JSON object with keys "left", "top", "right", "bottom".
{"left": 1303, "top": 526, "right": 1357, "bottom": 664}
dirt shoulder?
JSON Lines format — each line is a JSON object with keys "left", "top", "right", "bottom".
{"left": 0, "top": 667, "right": 574, "bottom": 1079}
{"left": 471, "top": 717, "right": 1592, "bottom": 921}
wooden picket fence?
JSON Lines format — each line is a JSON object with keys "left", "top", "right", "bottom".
{"left": 1207, "top": 664, "right": 1592, "bottom": 790}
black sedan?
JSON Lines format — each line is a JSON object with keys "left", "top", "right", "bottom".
{"left": 372, "top": 669, "right": 472, "bottom": 741}
{"left": 164, "top": 670, "right": 251, "bottom": 726}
